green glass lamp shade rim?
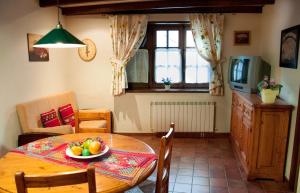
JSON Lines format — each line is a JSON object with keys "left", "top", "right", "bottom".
{"left": 33, "top": 24, "right": 85, "bottom": 48}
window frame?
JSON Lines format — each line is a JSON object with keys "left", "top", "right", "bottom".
{"left": 127, "top": 22, "right": 209, "bottom": 92}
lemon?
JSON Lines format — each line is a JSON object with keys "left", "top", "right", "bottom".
{"left": 71, "top": 146, "right": 83, "bottom": 156}
{"left": 89, "top": 141, "right": 102, "bottom": 155}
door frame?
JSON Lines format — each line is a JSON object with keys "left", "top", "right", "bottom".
{"left": 289, "top": 87, "right": 300, "bottom": 192}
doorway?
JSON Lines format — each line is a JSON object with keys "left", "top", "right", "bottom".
{"left": 289, "top": 87, "right": 300, "bottom": 192}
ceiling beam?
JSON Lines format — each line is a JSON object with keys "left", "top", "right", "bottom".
{"left": 40, "top": 0, "right": 109, "bottom": 7}
{"left": 39, "top": 0, "right": 275, "bottom": 7}
{"left": 61, "top": 6, "right": 263, "bottom": 15}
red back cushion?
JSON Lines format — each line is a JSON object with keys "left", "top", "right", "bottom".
{"left": 58, "top": 104, "right": 75, "bottom": 127}
{"left": 40, "top": 109, "right": 61, "bottom": 128}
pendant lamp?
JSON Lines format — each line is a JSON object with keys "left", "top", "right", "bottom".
{"left": 33, "top": 3, "right": 85, "bottom": 48}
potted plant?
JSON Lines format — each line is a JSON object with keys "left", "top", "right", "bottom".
{"left": 257, "top": 76, "right": 283, "bottom": 104}
{"left": 162, "top": 77, "right": 171, "bottom": 90}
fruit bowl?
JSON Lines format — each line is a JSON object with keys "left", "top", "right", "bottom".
{"left": 65, "top": 137, "right": 109, "bottom": 159}
{"left": 66, "top": 145, "right": 109, "bottom": 159}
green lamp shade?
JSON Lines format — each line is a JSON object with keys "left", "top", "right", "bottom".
{"left": 33, "top": 24, "right": 86, "bottom": 48}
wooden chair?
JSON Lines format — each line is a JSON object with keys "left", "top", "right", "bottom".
{"left": 75, "top": 109, "right": 112, "bottom": 133}
{"left": 125, "top": 124, "right": 175, "bottom": 193}
{"left": 15, "top": 167, "right": 96, "bottom": 193}
{"left": 155, "top": 123, "right": 175, "bottom": 193}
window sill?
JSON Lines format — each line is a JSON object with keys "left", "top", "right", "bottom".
{"left": 126, "top": 88, "right": 209, "bottom": 93}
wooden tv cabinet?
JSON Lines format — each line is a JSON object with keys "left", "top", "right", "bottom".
{"left": 230, "top": 91, "right": 293, "bottom": 181}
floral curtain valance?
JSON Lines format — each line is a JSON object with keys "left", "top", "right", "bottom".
{"left": 189, "top": 14, "right": 225, "bottom": 96}
{"left": 109, "top": 15, "right": 148, "bottom": 96}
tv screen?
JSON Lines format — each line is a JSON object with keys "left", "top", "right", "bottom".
{"left": 230, "top": 59, "right": 250, "bottom": 84}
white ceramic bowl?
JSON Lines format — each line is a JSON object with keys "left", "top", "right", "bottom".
{"left": 66, "top": 145, "right": 109, "bottom": 159}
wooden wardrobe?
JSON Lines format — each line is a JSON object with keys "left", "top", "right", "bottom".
{"left": 230, "top": 91, "right": 293, "bottom": 181}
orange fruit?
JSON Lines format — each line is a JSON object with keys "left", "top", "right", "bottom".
{"left": 89, "top": 141, "right": 102, "bottom": 155}
{"left": 71, "top": 146, "right": 83, "bottom": 156}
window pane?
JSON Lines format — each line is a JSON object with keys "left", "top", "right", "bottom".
{"left": 197, "top": 66, "right": 210, "bottom": 83}
{"left": 155, "top": 48, "right": 182, "bottom": 83}
{"left": 185, "top": 67, "right": 197, "bottom": 83}
{"left": 185, "top": 48, "right": 210, "bottom": 83}
{"left": 156, "top": 30, "right": 167, "bottom": 47}
{"left": 186, "top": 30, "right": 195, "bottom": 47}
{"left": 185, "top": 48, "right": 197, "bottom": 66}
{"left": 168, "top": 30, "right": 179, "bottom": 47}
{"left": 126, "top": 49, "right": 149, "bottom": 83}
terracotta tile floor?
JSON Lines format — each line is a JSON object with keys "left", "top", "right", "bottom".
{"left": 131, "top": 135, "right": 292, "bottom": 193}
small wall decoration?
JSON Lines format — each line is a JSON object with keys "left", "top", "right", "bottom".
{"left": 78, "top": 39, "right": 97, "bottom": 62}
{"left": 280, "top": 25, "right": 300, "bottom": 69}
{"left": 27, "top": 33, "right": 49, "bottom": 62}
{"left": 234, "top": 31, "right": 250, "bottom": 45}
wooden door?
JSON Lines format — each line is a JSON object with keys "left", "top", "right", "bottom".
{"left": 255, "top": 110, "right": 289, "bottom": 181}
{"left": 289, "top": 87, "right": 300, "bottom": 191}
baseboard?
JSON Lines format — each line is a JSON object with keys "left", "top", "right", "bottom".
{"left": 114, "top": 132, "right": 229, "bottom": 138}
{"left": 113, "top": 132, "right": 154, "bottom": 136}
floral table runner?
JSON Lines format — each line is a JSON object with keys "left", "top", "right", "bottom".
{"left": 11, "top": 137, "right": 157, "bottom": 185}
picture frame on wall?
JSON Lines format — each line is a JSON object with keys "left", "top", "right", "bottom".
{"left": 234, "top": 31, "right": 250, "bottom": 45}
{"left": 27, "top": 33, "right": 49, "bottom": 62}
{"left": 280, "top": 25, "right": 300, "bottom": 69}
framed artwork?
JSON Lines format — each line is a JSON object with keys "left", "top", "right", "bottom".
{"left": 27, "top": 33, "right": 49, "bottom": 62}
{"left": 234, "top": 31, "right": 250, "bottom": 45}
{"left": 280, "top": 25, "right": 300, "bottom": 69}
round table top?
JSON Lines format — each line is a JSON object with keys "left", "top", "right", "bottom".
{"left": 0, "top": 133, "right": 157, "bottom": 193}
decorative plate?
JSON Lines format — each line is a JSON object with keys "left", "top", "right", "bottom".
{"left": 66, "top": 145, "right": 109, "bottom": 159}
{"left": 78, "top": 38, "right": 97, "bottom": 62}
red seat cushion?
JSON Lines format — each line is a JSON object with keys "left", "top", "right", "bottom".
{"left": 40, "top": 109, "right": 61, "bottom": 128}
{"left": 58, "top": 104, "right": 75, "bottom": 127}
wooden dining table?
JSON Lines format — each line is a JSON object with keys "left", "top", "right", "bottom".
{"left": 0, "top": 133, "right": 157, "bottom": 193}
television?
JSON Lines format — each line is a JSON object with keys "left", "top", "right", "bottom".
{"left": 228, "top": 56, "right": 271, "bottom": 93}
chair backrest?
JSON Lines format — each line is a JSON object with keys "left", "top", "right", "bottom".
{"left": 156, "top": 123, "right": 175, "bottom": 193}
{"left": 15, "top": 167, "right": 96, "bottom": 193}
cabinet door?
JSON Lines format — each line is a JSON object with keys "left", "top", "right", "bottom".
{"left": 236, "top": 110, "right": 243, "bottom": 149}
{"left": 231, "top": 106, "right": 243, "bottom": 147}
{"left": 241, "top": 118, "right": 251, "bottom": 165}
{"left": 256, "top": 111, "right": 289, "bottom": 175}
{"left": 231, "top": 94, "right": 238, "bottom": 140}
{"left": 231, "top": 106, "right": 238, "bottom": 140}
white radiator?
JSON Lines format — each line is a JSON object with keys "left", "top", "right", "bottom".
{"left": 150, "top": 101, "right": 216, "bottom": 134}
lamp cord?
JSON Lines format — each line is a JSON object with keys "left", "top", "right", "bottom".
{"left": 57, "top": 0, "right": 60, "bottom": 25}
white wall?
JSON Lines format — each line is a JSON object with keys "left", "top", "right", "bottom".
{"left": 0, "top": 0, "right": 69, "bottom": 155}
{"left": 260, "top": 0, "right": 300, "bottom": 188}
{"left": 65, "top": 15, "right": 114, "bottom": 110}
{"left": 65, "top": 13, "right": 262, "bottom": 134}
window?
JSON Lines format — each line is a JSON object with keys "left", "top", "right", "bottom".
{"left": 155, "top": 30, "right": 182, "bottom": 83}
{"left": 126, "top": 23, "right": 210, "bottom": 91}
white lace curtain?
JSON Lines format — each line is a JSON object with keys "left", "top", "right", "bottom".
{"left": 189, "top": 14, "right": 225, "bottom": 96}
{"left": 109, "top": 15, "right": 148, "bottom": 96}
{"left": 126, "top": 49, "right": 149, "bottom": 83}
